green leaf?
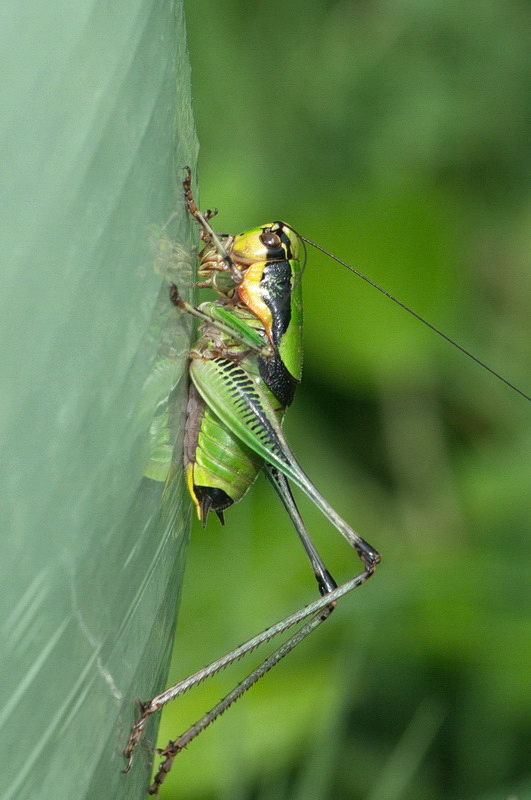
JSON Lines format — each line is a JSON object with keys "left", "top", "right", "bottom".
{"left": 0, "top": 1, "right": 197, "bottom": 797}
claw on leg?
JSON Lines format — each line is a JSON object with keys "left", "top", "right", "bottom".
{"left": 121, "top": 702, "right": 150, "bottom": 773}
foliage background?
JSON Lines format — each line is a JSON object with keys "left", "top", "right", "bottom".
{"left": 159, "top": 1, "right": 530, "bottom": 798}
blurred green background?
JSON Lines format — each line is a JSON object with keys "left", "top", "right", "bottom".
{"left": 158, "top": 1, "right": 531, "bottom": 798}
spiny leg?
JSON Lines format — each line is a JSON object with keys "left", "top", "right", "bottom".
{"left": 123, "top": 476, "right": 378, "bottom": 784}
{"left": 148, "top": 609, "right": 334, "bottom": 796}
{"left": 123, "top": 564, "right": 374, "bottom": 794}
{"left": 144, "top": 472, "right": 371, "bottom": 795}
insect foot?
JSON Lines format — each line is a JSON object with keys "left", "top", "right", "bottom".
{"left": 121, "top": 702, "right": 150, "bottom": 773}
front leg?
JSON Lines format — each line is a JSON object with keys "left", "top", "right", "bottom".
{"left": 169, "top": 284, "right": 272, "bottom": 357}
{"left": 182, "top": 167, "right": 244, "bottom": 283}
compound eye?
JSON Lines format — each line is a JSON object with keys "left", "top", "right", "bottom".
{"left": 260, "top": 231, "right": 282, "bottom": 249}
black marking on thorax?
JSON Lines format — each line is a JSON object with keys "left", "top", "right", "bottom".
{"left": 258, "top": 259, "right": 298, "bottom": 407}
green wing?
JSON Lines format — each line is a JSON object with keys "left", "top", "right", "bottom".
{"left": 190, "top": 357, "right": 379, "bottom": 567}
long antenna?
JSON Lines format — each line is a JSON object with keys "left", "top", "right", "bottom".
{"left": 299, "top": 234, "right": 530, "bottom": 403}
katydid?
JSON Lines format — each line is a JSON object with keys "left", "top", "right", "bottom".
{"left": 123, "top": 168, "right": 529, "bottom": 796}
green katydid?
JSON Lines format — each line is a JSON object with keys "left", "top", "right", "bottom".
{"left": 123, "top": 168, "right": 529, "bottom": 796}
